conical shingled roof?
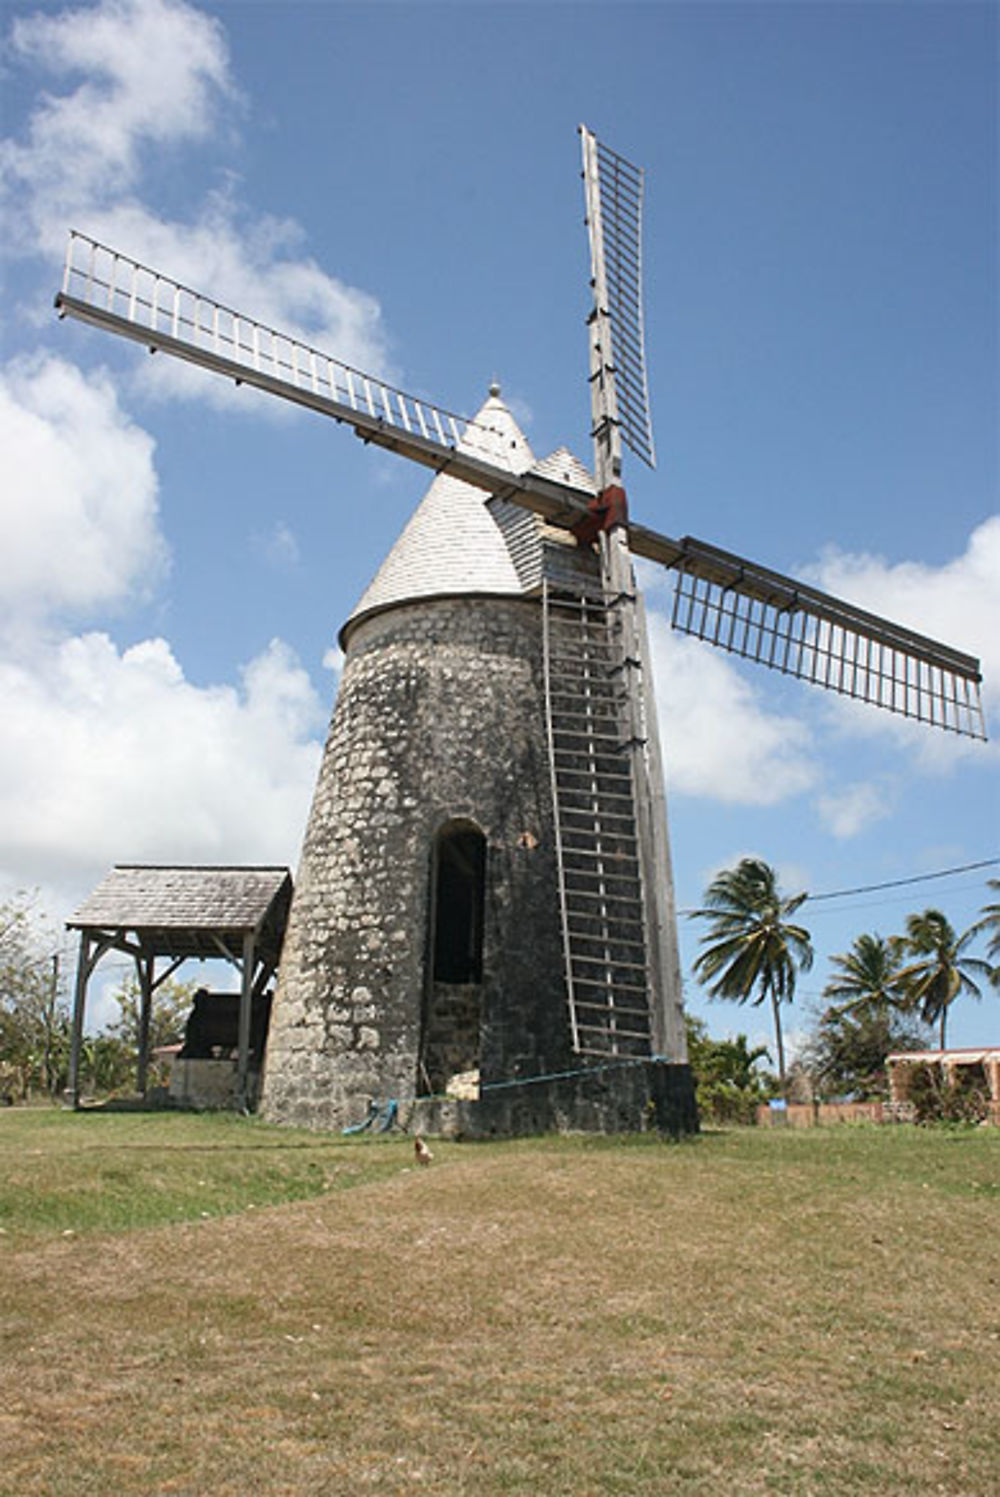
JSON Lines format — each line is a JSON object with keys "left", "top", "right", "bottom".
{"left": 342, "top": 390, "right": 602, "bottom": 643}
{"left": 344, "top": 389, "right": 538, "bottom": 638}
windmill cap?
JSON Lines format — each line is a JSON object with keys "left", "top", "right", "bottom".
{"left": 342, "top": 388, "right": 536, "bottom": 639}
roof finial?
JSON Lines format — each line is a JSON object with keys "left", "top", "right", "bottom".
{"left": 488, "top": 378, "right": 501, "bottom": 398}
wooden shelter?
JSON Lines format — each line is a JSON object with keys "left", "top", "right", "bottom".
{"left": 65, "top": 865, "right": 292, "bottom": 1110}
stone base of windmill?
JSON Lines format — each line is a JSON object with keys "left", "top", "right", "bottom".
{"left": 406, "top": 1059, "right": 698, "bottom": 1139}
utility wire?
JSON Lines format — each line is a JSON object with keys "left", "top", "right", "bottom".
{"left": 803, "top": 856, "right": 999, "bottom": 904}
{"left": 679, "top": 856, "right": 998, "bottom": 919}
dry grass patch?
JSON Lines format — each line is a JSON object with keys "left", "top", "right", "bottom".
{"left": 1, "top": 1115, "right": 997, "bottom": 1495}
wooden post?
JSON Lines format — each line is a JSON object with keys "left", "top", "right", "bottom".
{"left": 600, "top": 528, "right": 686, "bottom": 1063}
{"left": 987, "top": 1056, "right": 1000, "bottom": 1125}
{"left": 136, "top": 955, "right": 154, "bottom": 1097}
{"left": 634, "top": 589, "right": 687, "bottom": 1062}
{"left": 235, "top": 932, "right": 255, "bottom": 1111}
{"left": 66, "top": 932, "right": 91, "bottom": 1108}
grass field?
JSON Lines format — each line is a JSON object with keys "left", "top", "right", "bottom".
{"left": 0, "top": 1110, "right": 997, "bottom": 1496}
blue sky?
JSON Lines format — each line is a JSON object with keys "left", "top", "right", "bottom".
{"left": 1, "top": 0, "right": 997, "bottom": 1052}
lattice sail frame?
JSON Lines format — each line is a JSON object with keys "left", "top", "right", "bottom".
{"left": 56, "top": 232, "right": 514, "bottom": 470}
{"left": 581, "top": 127, "right": 656, "bottom": 470}
{"left": 670, "top": 537, "right": 985, "bottom": 739}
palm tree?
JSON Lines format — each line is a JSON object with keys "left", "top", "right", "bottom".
{"left": 893, "top": 908, "right": 991, "bottom": 1049}
{"left": 968, "top": 878, "right": 1000, "bottom": 988}
{"left": 690, "top": 857, "right": 813, "bottom": 1094}
{"left": 815, "top": 932, "right": 926, "bottom": 1098}
{"left": 822, "top": 932, "right": 906, "bottom": 1019}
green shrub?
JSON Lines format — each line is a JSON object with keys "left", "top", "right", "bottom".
{"left": 896, "top": 1060, "right": 991, "bottom": 1125}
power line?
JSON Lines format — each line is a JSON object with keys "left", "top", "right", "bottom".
{"left": 803, "top": 856, "right": 1000, "bottom": 905}
{"left": 679, "top": 856, "right": 998, "bottom": 920}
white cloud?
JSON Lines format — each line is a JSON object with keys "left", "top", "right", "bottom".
{"left": 252, "top": 520, "right": 300, "bottom": 570}
{"left": 0, "top": 352, "right": 166, "bottom": 631}
{"left": 806, "top": 514, "right": 1000, "bottom": 750}
{"left": 646, "top": 612, "right": 818, "bottom": 805}
{"left": 0, "top": 0, "right": 365, "bottom": 939}
{"left": 0, "top": 631, "right": 323, "bottom": 901}
{"left": 2, "top": 0, "right": 392, "bottom": 384}
{"left": 816, "top": 780, "right": 894, "bottom": 840}
{"left": 1, "top": 0, "right": 235, "bottom": 249}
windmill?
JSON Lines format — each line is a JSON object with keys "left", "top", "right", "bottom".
{"left": 55, "top": 127, "right": 986, "bottom": 1134}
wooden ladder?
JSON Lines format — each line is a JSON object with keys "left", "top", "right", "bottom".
{"left": 543, "top": 580, "right": 654, "bottom": 1059}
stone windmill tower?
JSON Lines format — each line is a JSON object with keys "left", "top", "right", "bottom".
{"left": 55, "top": 127, "right": 986, "bottom": 1136}
{"left": 260, "top": 386, "right": 691, "bottom": 1134}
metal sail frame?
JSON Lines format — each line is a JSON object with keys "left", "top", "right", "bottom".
{"left": 55, "top": 227, "right": 986, "bottom": 742}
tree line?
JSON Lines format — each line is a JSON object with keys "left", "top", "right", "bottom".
{"left": 689, "top": 859, "right": 999, "bottom": 1111}
{"left": 2, "top": 870, "right": 997, "bottom": 1113}
{"left": 0, "top": 894, "right": 193, "bottom": 1102}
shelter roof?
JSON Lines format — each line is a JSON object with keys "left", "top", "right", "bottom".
{"left": 67, "top": 865, "right": 293, "bottom": 961}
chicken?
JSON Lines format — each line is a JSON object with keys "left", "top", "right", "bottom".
{"left": 414, "top": 1135, "right": 433, "bottom": 1167}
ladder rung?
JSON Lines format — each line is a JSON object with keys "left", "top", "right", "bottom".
{"left": 547, "top": 634, "right": 615, "bottom": 651}
{"left": 572, "top": 1010, "right": 651, "bottom": 1028}
{"left": 572, "top": 957, "right": 647, "bottom": 975}
{"left": 562, "top": 877, "right": 640, "bottom": 894}
{"left": 563, "top": 836, "right": 638, "bottom": 852}
{"left": 546, "top": 621, "right": 612, "bottom": 639}
{"left": 547, "top": 594, "right": 606, "bottom": 607}
{"left": 549, "top": 697, "right": 622, "bottom": 712}
{"left": 562, "top": 871, "right": 642, "bottom": 889}
{"left": 571, "top": 975, "right": 648, "bottom": 996}
{"left": 553, "top": 767, "right": 629, "bottom": 780}
{"left": 547, "top": 617, "right": 608, "bottom": 632}
{"left": 554, "top": 760, "right": 631, "bottom": 775}
{"left": 567, "top": 934, "right": 645, "bottom": 952}
{"left": 571, "top": 995, "right": 650, "bottom": 1015}
{"left": 553, "top": 730, "right": 625, "bottom": 749}
{"left": 549, "top": 699, "right": 622, "bottom": 716}
{"left": 574, "top": 1023, "right": 651, "bottom": 1041}
{"left": 561, "top": 867, "right": 640, "bottom": 883}
{"left": 566, "top": 904, "right": 643, "bottom": 922}
{"left": 560, "top": 802, "right": 636, "bottom": 820}
{"left": 554, "top": 768, "right": 632, "bottom": 787}
{"left": 563, "top": 892, "right": 643, "bottom": 911}
{"left": 575, "top": 1043, "right": 652, "bottom": 1059}
{"left": 561, "top": 841, "right": 638, "bottom": 858}
{"left": 556, "top": 790, "right": 635, "bottom": 809}
{"left": 562, "top": 825, "right": 637, "bottom": 838}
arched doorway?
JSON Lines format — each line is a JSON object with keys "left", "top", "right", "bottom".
{"left": 420, "top": 821, "right": 486, "bottom": 1094}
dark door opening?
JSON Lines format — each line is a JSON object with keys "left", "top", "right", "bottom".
{"left": 432, "top": 823, "right": 486, "bottom": 984}
{"left": 420, "top": 822, "right": 486, "bottom": 1095}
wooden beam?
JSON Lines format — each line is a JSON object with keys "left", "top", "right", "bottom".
{"left": 66, "top": 932, "right": 115, "bottom": 1107}
{"left": 136, "top": 954, "right": 154, "bottom": 1098}
{"left": 66, "top": 933, "right": 91, "bottom": 1109}
{"left": 235, "top": 932, "right": 255, "bottom": 1112}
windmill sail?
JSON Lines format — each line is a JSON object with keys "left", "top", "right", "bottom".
{"left": 55, "top": 229, "right": 986, "bottom": 741}
{"left": 580, "top": 126, "right": 656, "bottom": 470}
{"left": 54, "top": 232, "right": 595, "bottom": 527}
{"left": 667, "top": 536, "right": 986, "bottom": 739}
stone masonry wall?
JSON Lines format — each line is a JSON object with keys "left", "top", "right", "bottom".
{"left": 261, "top": 595, "right": 571, "bottom": 1131}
